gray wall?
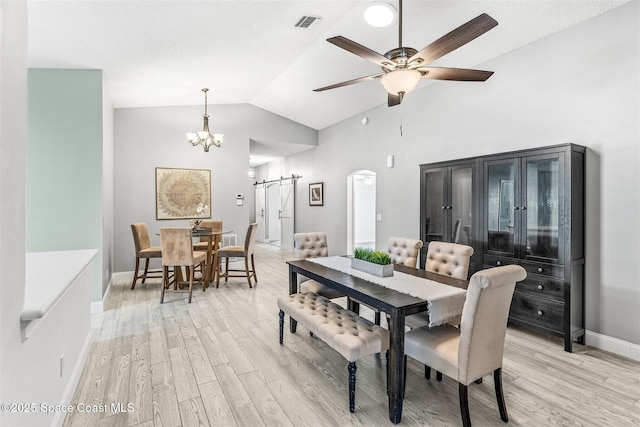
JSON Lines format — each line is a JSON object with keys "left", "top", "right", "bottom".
{"left": 114, "top": 103, "right": 316, "bottom": 273}
{"left": 273, "top": 2, "right": 640, "bottom": 345}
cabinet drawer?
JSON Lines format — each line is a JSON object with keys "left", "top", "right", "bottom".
{"left": 483, "top": 255, "right": 517, "bottom": 268}
{"left": 510, "top": 293, "right": 563, "bottom": 333}
{"left": 520, "top": 260, "right": 564, "bottom": 278}
{"left": 516, "top": 276, "right": 564, "bottom": 301}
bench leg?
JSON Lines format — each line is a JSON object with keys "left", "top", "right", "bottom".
{"left": 278, "top": 310, "right": 284, "bottom": 344}
{"left": 348, "top": 361, "right": 357, "bottom": 413}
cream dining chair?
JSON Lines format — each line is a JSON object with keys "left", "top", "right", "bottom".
{"left": 405, "top": 241, "right": 474, "bottom": 330}
{"left": 368, "top": 237, "right": 424, "bottom": 324}
{"left": 293, "top": 232, "right": 345, "bottom": 299}
{"left": 404, "top": 265, "right": 527, "bottom": 427}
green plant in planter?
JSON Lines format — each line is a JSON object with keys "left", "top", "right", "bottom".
{"left": 353, "top": 247, "right": 391, "bottom": 265}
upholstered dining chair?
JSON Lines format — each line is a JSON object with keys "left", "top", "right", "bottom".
{"left": 404, "top": 265, "right": 527, "bottom": 427}
{"left": 293, "top": 232, "right": 345, "bottom": 299}
{"left": 387, "top": 236, "right": 423, "bottom": 268}
{"left": 193, "top": 219, "right": 223, "bottom": 252}
{"left": 368, "top": 236, "right": 424, "bottom": 324}
{"left": 405, "top": 241, "right": 474, "bottom": 330}
{"left": 215, "top": 223, "right": 259, "bottom": 288}
{"left": 131, "top": 223, "right": 164, "bottom": 290}
{"left": 160, "top": 227, "right": 207, "bottom": 303}
{"left": 193, "top": 219, "right": 223, "bottom": 281}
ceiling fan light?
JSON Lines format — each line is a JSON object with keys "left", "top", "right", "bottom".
{"left": 363, "top": 2, "right": 396, "bottom": 28}
{"left": 381, "top": 69, "right": 421, "bottom": 95}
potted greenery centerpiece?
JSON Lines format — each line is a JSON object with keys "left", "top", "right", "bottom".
{"left": 351, "top": 247, "right": 394, "bottom": 277}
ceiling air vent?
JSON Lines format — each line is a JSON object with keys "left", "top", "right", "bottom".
{"left": 294, "top": 16, "right": 321, "bottom": 29}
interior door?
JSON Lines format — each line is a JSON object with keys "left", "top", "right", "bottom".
{"left": 254, "top": 184, "right": 266, "bottom": 243}
{"left": 280, "top": 180, "right": 295, "bottom": 251}
{"left": 266, "top": 183, "right": 280, "bottom": 243}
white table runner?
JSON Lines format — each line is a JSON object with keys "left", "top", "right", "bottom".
{"left": 308, "top": 256, "right": 466, "bottom": 327}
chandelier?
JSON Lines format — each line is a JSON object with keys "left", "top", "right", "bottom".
{"left": 186, "top": 88, "right": 223, "bottom": 152}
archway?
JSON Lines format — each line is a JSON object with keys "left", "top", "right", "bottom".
{"left": 347, "top": 170, "right": 376, "bottom": 255}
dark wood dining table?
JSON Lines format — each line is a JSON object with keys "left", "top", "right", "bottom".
{"left": 286, "top": 258, "right": 468, "bottom": 424}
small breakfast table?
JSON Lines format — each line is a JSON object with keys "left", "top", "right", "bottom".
{"left": 191, "top": 227, "right": 232, "bottom": 286}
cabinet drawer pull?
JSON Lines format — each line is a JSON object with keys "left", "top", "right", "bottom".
{"left": 537, "top": 310, "right": 544, "bottom": 316}
{"left": 496, "top": 261, "right": 502, "bottom": 266}
{"left": 537, "top": 284, "right": 544, "bottom": 291}
{"left": 537, "top": 267, "right": 544, "bottom": 273}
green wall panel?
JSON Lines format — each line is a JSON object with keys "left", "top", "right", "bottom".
{"left": 27, "top": 69, "right": 103, "bottom": 300}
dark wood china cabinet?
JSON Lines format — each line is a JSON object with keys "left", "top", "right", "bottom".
{"left": 419, "top": 160, "right": 480, "bottom": 273}
{"left": 420, "top": 143, "right": 585, "bottom": 352}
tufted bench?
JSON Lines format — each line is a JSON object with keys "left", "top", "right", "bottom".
{"left": 277, "top": 292, "right": 390, "bottom": 413}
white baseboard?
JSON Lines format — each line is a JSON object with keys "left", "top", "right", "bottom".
{"left": 91, "top": 274, "right": 116, "bottom": 314}
{"left": 112, "top": 271, "right": 133, "bottom": 282}
{"left": 585, "top": 330, "right": 640, "bottom": 361}
{"left": 52, "top": 329, "right": 93, "bottom": 427}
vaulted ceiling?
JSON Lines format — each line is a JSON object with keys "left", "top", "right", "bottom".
{"left": 28, "top": 0, "right": 630, "bottom": 133}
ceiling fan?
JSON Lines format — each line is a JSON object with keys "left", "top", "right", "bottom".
{"left": 313, "top": 0, "right": 498, "bottom": 106}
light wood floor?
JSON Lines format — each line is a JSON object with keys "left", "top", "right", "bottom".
{"left": 64, "top": 243, "right": 640, "bottom": 427}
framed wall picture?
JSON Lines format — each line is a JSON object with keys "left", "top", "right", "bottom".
{"left": 309, "top": 182, "right": 324, "bottom": 206}
{"left": 155, "top": 167, "right": 211, "bottom": 220}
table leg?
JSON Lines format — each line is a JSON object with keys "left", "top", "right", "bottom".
{"left": 202, "top": 237, "right": 212, "bottom": 289}
{"left": 387, "top": 309, "right": 406, "bottom": 424}
{"left": 289, "top": 268, "right": 298, "bottom": 333}
{"left": 212, "top": 235, "right": 222, "bottom": 283}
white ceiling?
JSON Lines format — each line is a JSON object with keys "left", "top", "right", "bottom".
{"left": 28, "top": 1, "right": 630, "bottom": 132}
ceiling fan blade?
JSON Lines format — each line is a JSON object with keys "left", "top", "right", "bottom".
{"left": 418, "top": 67, "right": 494, "bottom": 81}
{"left": 388, "top": 93, "right": 403, "bottom": 107}
{"left": 408, "top": 13, "right": 498, "bottom": 65}
{"left": 327, "top": 36, "right": 394, "bottom": 69}
{"left": 313, "top": 73, "right": 383, "bottom": 92}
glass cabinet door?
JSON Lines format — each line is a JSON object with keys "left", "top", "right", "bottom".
{"left": 486, "top": 160, "right": 516, "bottom": 255}
{"left": 450, "top": 166, "right": 473, "bottom": 245}
{"left": 523, "top": 155, "right": 563, "bottom": 261}
{"left": 423, "top": 168, "right": 445, "bottom": 242}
